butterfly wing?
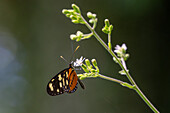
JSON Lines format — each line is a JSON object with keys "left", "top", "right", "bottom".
{"left": 67, "top": 67, "right": 78, "bottom": 93}
{"left": 47, "top": 68, "right": 70, "bottom": 96}
{"left": 47, "top": 65, "right": 85, "bottom": 96}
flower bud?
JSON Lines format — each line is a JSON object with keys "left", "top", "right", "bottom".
{"left": 70, "top": 15, "right": 77, "bottom": 20}
{"left": 125, "top": 54, "right": 129, "bottom": 58}
{"left": 109, "top": 25, "right": 113, "bottom": 32}
{"left": 91, "top": 59, "right": 97, "bottom": 67}
{"left": 62, "top": 9, "right": 69, "bottom": 14}
{"left": 70, "top": 34, "right": 77, "bottom": 40}
{"left": 72, "top": 4, "right": 81, "bottom": 14}
{"left": 102, "top": 28, "right": 109, "bottom": 34}
{"left": 87, "top": 12, "right": 93, "bottom": 18}
{"left": 92, "top": 14, "right": 96, "bottom": 18}
{"left": 76, "top": 31, "right": 83, "bottom": 36}
{"left": 91, "top": 69, "right": 96, "bottom": 73}
{"left": 72, "top": 20, "right": 79, "bottom": 24}
{"left": 80, "top": 76, "right": 86, "bottom": 80}
{"left": 89, "top": 19, "right": 94, "bottom": 23}
{"left": 66, "top": 14, "right": 71, "bottom": 18}
{"left": 104, "top": 19, "right": 110, "bottom": 27}
{"left": 85, "top": 59, "right": 91, "bottom": 66}
{"left": 81, "top": 64, "right": 89, "bottom": 73}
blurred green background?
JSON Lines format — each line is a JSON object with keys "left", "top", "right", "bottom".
{"left": 0, "top": 0, "right": 169, "bottom": 113}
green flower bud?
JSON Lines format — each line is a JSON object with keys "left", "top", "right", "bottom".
{"left": 125, "top": 54, "right": 129, "bottom": 58}
{"left": 104, "top": 19, "right": 110, "bottom": 27}
{"left": 113, "top": 57, "right": 120, "bottom": 63}
{"left": 67, "top": 9, "right": 74, "bottom": 13}
{"left": 66, "top": 14, "right": 71, "bottom": 17}
{"left": 91, "top": 69, "right": 96, "bottom": 73}
{"left": 91, "top": 59, "right": 97, "bottom": 67}
{"left": 109, "top": 25, "right": 113, "bottom": 32}
{"left": 72, "top": 20, "right": 79, "bottom": 24}
{"left": 89, "top": 19, "right": 94, "bottom": 23}
{"left": 62, "top": 9, "right": 69, "bottom": 14}
{"left": 92, "top": 14, "right": 96, "bottom": 18}
{"left": 81, "top": 64, "right": 89, "bottom": 73}
{"left": 94, "top": 18, "right": 98, "bottom": 23}
{"left": 124, "top": 54, "right": 130, "bottom": 61}
{"left": 76, "top": 31, "right": 83, "bottom": 36}
{"left": 87, "top": 12, "right": 96, "bottom": 18}
{"left": 70, "top": 15, "right": 77, "bottom": 20}
{"left": 70, "top": 34, "right": 77, "bottom": 40}
{"left": 85, "top": 59, "right": 91, "bottom": 66}
{"left": 87, "top": 12, "right": 93, "bottom": 18}
{"left": 102, "top": 28, "right": 109, "bottom": 34}
{"left": 79, "top": 76, "right": 86, "bottom": 80}
{"left": 72, "top": 4, "right": 81, "bottom": 14}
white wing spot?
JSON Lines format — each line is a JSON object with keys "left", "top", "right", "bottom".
{"left": 58, "top": 74, "right": 62, "bottom": 81}
{"left": 63, "top": 78, "right": 65, "bottom": 86}
{"left": 66, "top": 72, "right": 68, "bottom": 78}
{"left": 59, "top": 82, "right": 62, "bottom": 88}
{"left": 49, "top": 83, "right": 54, "bottom": 91}
{"left": 66, "top": 80, "right": 68, "bottom": 85}
{"left": 57, "top": 89, "right": 59, "bottom": 93}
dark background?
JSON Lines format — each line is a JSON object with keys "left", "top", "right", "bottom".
{"left": 0, "top": 0, "right": 169, "bottom": 113}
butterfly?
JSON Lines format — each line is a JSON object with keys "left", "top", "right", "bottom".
{"left": 47, "top": 64, "right": 85, "bottom": 96}
{"left": 47, "top": 46, "right": 85, "bottom": 96}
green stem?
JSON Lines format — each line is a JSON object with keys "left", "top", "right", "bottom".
{"left": 108, "top": 33, "right": 112, "bottom": 50}
{"left": 81, "top": 15, "right": 136, "bottom": 84}
{"left": 98, "top": 74, "right": 134, "bottom": 89}
{"left": 98, "top": 74, "right": 123, "bottom": 84}
{"left": 80, "top": 15, "right": 159, "bottom": 113}
{"left": 134, "top": 86, "right": 160, "bottom": 113}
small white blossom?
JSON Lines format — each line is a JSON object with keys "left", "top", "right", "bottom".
{"left": 114, "top": 43, "right": 127, "bottom": 54}
{"left": 115, "top": 45, "right": 121, "bottom": 50}
{"left": 74, "top": 56, "right": 85, "bottom": 67}
{"left": 122, "top": 43, "right": 127, "bottom": 51}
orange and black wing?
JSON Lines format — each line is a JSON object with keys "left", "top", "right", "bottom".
{"left": 47, "top": 65, "right": 84, "bottom": 96}
{"left": 67, "top": 66, "right": 78, "bottom": 93}
{"left": 67, "top": 65, "right": 85, "bottom": 93}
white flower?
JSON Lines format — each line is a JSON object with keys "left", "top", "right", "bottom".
{"left": 122, "top": 43, "right": 127, "bottom": 51}
{"left": 74, "top": 56, "right": 85, "bottom": 67}
{"left": 114, "top": 43, "right": 127, "bottom": 54}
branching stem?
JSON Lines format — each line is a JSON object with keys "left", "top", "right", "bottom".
{"left": 80, "top": 15, "right": 159, "bottom": 113}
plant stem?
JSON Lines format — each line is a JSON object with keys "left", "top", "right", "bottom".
{"left": 81, "top": 15, "right": 135, "bottom": 84}
{"left": 98, "top": 74, "right": 123, "bottom": 84}
{"left": 108, "top": 33, "right": 112, "bottom": 50}
{"left": 80, "top": 15, "right": 159, "bottom": 113}
{"left": 135, "top": 86, "right": 159, "bottom": 113}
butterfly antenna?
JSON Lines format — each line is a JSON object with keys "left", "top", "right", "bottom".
{"left": 69, "top": 46, "right": 80, "bottom": 63}
{"left": 60, "top": 56, "right": 69, "bottom": 64}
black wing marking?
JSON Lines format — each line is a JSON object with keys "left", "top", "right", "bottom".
{"left": 47, "top": 65, "right": 85, "bottom": 96}
{"left": 47, "top": 68, "right": 70, "bottom": 96}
